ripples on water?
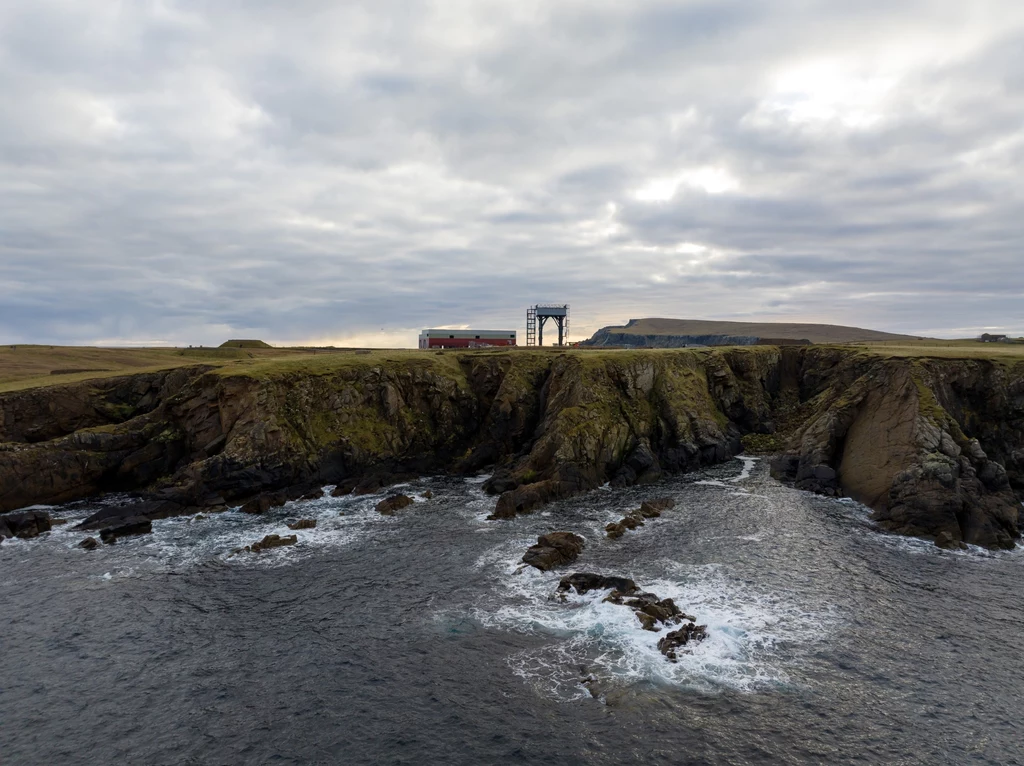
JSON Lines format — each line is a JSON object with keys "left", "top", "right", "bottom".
{"left": 2, "top": 459, "right": 1022, "bottom": 765}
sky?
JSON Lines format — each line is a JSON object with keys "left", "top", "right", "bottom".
{"left": 1, "top": 0, "right": 1022, "bottom": 347}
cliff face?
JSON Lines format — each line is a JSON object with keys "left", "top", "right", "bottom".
{"left": 1, "top": 348, "right": 1021, "bottom": 549}
{"left": 769, "top": 350, "right": 1023, "bottom": 550}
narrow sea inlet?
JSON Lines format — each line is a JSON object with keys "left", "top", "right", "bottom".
{"left": 2, "top": 458, "right": 1021, "bottom": 764}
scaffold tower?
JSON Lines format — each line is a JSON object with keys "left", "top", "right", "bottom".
{"left": 526, "top": 304, "right": 569, "bottom": 347}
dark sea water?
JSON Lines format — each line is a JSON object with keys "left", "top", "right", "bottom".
{"left": 2, "top": 458, "right": 1023, "bottom": 765}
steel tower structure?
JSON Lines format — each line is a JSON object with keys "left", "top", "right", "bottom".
{"left": 526, "top": 304, "right": 569, "bottom": 347}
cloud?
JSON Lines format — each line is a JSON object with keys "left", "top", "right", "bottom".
{"left": 1, "top": 0, "right": 1023, "bottom": 346}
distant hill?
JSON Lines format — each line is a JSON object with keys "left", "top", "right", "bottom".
{"left": 583, "top": 318, "right": 924, "bottom": 347}
{"left": 220, "top": 339, "right": 273, "bottom": 349}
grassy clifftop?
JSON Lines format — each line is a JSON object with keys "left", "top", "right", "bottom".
{"left": 4, "top": 341, "right": 1023, "bottom": 394}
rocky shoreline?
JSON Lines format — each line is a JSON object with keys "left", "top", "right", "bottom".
{"left": 1, "top": 348, "right": 1021, "bottom": 550}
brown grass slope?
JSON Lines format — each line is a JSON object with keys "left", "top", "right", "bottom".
{"left": 600, "top": 318, "right": 924, "bottom": 344}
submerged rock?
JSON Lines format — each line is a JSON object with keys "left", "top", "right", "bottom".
{"left": 641, "top": 497, "right": 675, "bottom": 515}
{"left": 98, "top": 516, "right": 152, "bottom": 543}
{"left": 605, "top": 497, "right": 676, "bottom": 539}
{"left": 287, "top": 519, "right": 317, "bottom": 530}
{"left": 0, "top": 510, "right": 52, "bottom": 540}
{"left": 522, "top": 532, "right": 585, "bottom": 571}
{"left": 376, "top": 494, "right": 414, "bottom": 515}
{"left": 247, "top": 534, "right": 297, "bottom": 553}
{"left": 78, "top": 536, "right": 99, "bottom": 550}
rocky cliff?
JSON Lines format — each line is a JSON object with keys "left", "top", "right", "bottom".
{"left": 1, "top": 348, "right": 1020, "bottom": 549}
{"left": 769, "top": 350, "right": 1023, "bottom": 549}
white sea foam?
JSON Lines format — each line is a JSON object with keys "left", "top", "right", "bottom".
{"left": 53, "top": 488, "right": 399, "bottom": 572}
{"left": 473, "top": 546, "right": 832, "bottom": 699}
{"left": 730, "top": 456, "right": 759, "bottom": 482}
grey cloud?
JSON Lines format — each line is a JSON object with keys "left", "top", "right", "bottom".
{"left": 1, "top": 0, "right": 1023, "bottom": 346}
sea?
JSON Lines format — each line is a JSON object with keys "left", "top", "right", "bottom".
{"left": 2, "top": 458, "right": 1022, "bottom": 765}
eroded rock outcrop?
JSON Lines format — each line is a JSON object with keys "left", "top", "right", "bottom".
{"left": 522, "top": 532, "right": 585, "bottom": 571}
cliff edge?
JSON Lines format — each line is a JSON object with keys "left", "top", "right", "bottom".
{"left": 0, "top": 347, "right": 1020, "bottom": 550}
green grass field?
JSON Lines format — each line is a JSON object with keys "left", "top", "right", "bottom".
{"left": 850, "top": 339, "right": 1024, "bottom": 361}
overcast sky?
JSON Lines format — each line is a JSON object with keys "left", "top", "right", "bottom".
{"left": 2, "top": 0, "right": 1022, "bottom": 346}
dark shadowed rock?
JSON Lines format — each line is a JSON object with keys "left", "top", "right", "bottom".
{"left": 353, "top": 475, "right": 389, "bottom": 495}
{"left": 934, "top": 530, "right": 967, "bottom": 550}
{"left": 421, "top": 490, "right": 433, "bottom": 500}
{"left": 78, "top": 500, "right": 187, "bottom": 531}
{"left": 98, "top": 516, "right": 152, "bottom": 543}
{"left": 0, "top": 510, "right": 52, "bottom": 540}
{"left": 287, "top": 519, "right": 317, "bottom": 530}
{"left": 330, "top": 481, "right": 354, "bottom": 497}
{"left": 353, "top": 473, "right": 417, "bottom": 496}
{"left": 522, "top": 532, "right": 585, "bottom": 571}
{"left": 239, "top": 492, "right": 288, "bottom": 515}
{"left": 557, "top": 573, "right": 638, "bottom": 596}
{"left": 641, "top": 497, "right": 675, "bottom": 514}
{"left": 78, "top": 536, "right": 99, "bottom": 550}
{"left": 611, "top": 441, "right": 663, "bottom": 487}
{"left": 376, "top": 494, "right": 414, "bottom": 515}
{"left": 299, "top": 488, "right": 324, "bottom": 501}
{"left": 482, "top": 469, "right": 519, "bottom": 495}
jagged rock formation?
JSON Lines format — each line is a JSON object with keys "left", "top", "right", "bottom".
{"left": 0, "top": 348, "right": 1020, "bottom": 550}
{"left": 522, "top": 532, "right": 585, "bottom": 571}
{"left": 606, "top": 497, "right": 676, "bottom": 538}
{"left": 770, "top": 351, "right": 1023, "bottom": 550}
{"left": 556, "top": 572, "right": 707, "bottom": 649}
{"left": 0, "top": 510, "right": 52, "bottom": 541}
